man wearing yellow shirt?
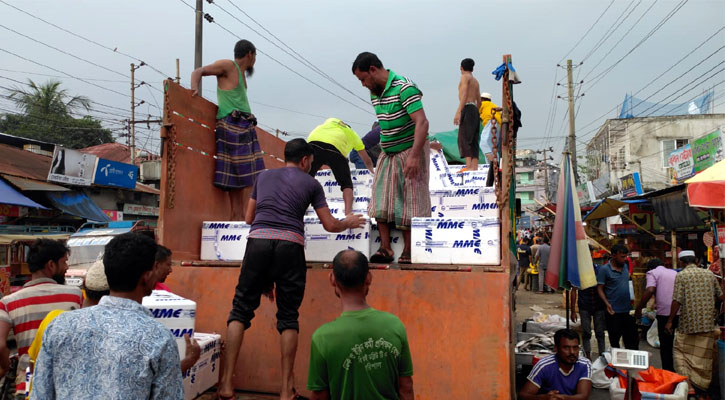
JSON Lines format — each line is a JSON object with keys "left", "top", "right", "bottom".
{"left": 479, "top": 92, "right": 501, "bottom": 127}
{"left": 307, "top": 118, "right": 374, "bottom": 215}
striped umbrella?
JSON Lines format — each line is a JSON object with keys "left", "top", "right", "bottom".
{"left": 545, "top": 154, "right": 597, "bottom": 307}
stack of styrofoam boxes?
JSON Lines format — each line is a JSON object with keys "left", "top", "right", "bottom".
{"left": 142, "top": 290, "right": 196, "bottom": 356}
{"left": 182, "top": 333, "right": 222, "bottom": 400}
{"left": 430, "top": 187, "right": 497, "bottom": 219}
{"left": 306, "top": 169, "right": 373, "bottom": 218}
{"left": 411, "top": 218, "right": 501, "bottom": 265}
{"left": 200, "top": 221, "right": 251, "bottom": 261}
{"left": 304, "top": 216, "right": 371, "bottom": 262}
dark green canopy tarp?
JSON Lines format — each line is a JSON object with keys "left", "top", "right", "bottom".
{"left": 430, "top": 129, "right": 484, "bottom": 164}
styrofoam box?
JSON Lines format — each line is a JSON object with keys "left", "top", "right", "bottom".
{"left": 142, "top": 290, "right": 196, "bottom": 356}
{"left": 411, "top": 218, "right": 500, "bottom": 265}
{"left": 314, "top": 169, "right": 373, "bottom": 198}
{"left": 305, "top": 196, "right": 370, "bottom": 219}
{"left": 609, "top": 378, "right": 687, "bottom": 400}
{"left": 369, "top": 222, "right": 406, "bottom": 261}
{"left": 430, "top": 187, "right": 498, "bottom": 218}
{"left": 200, "top": 221, "right": 250, "bottom": 261}
{"left": 182, "top": 333, "right": 222, "bottom": 400}
{"left": 304, "top": 216, "right": 371, "bottom": 262}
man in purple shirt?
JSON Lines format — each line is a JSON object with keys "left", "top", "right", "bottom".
{"left": 350, "top": 122, "right": 382, "bottom": 169}
{"left": 218, "top": 139, "right": 366, "bottom": 400}
{"left": 519, "top": 329, "right": 592, "bottom": 400}
{"left": 634, "top": 258, "right": 678, "bottom": 372}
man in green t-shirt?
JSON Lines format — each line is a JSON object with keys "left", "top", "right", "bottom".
{"left": 307, "top": 250, "right": 414, "bottom": 400}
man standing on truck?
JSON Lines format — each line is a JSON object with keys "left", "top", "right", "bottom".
{"left": 307, "top": 117, "right": 375, "bottom": 215}
{"left": 453, "top": 58, "right": 482, "bottom": 173}
{"left": 307, "top": 250, "right": 414, "bottom": 400}
{"left": 0, "top": 239, "right": 82, "bottom": 397}
{"left": 191, "top": 39, "right": 266, "bottom": 221}
{"left": 351, "top": 52, "right": 431, "bottom": 264}
{"left": 218, "top": 139, "right": 366, "bottom": 400}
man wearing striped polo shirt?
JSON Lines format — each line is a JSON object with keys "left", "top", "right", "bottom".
{"left": 352, "top": 52, "right": 431, "bottom": 264}
{"left": 0, "top": 239, "right": 82, "bottom": 397}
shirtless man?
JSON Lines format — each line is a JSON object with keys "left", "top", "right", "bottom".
{"left": 453, "top": 58, "right": 482, "bottom": 172}
{"left": 190, "top": 40, "right": 265, "bottom": 220}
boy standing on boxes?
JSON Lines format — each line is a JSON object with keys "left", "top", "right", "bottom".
{"left": 218, "top": 139, "right": 365, "bottom": 400}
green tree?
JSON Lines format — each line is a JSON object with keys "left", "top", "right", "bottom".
{"left": 0, "top": 79, "right": 114, "bottom": 149}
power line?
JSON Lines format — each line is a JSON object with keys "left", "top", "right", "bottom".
{"left": 585, "top": 0, "right": 690, "bottom": 90}
{"left": 176, "top": 0, "right": 374, "bottom": 116}
{"left": 0, "top": 68, "right": 127, "bottom": 83}
{"left": 581, "top": 1, "right": 640, "bottom": 62}
{"left": 213, "top": 0, "right": 371, "bottom": 107}
{"left": 0, "top": 0, "right": 173, "bottom": 79}
{"left": 558, "top": 0, "right": 616, "bottom": 63}
{"left": 0, "top": 47, "right": 162, "bottom": 111}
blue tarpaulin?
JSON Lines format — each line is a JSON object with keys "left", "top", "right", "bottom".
{"left": 619, "top": 91, "right": 713, "bottom": 119}
{"left": 0, "top": 178, "right": 47, "bottom": 209}
{"left": 45, "top": 191, "right": 110, "bottom": 222}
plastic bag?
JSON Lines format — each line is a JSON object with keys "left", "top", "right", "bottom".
{"left": 647, "top": 319, "right": 660, "bottom": 348}
{"left": 591, "top": 352, "right": 614, "bottom": 389}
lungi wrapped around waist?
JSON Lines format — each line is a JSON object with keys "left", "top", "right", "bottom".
{"left": 214, "top": 111, "right": 265, "bottom": 190}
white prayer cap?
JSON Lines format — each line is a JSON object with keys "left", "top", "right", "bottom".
{"left": 480, "top": 92, "right": 492, "bottom": 99}
{"left": 678, "top": 250, "right": 695, "bottom": 259}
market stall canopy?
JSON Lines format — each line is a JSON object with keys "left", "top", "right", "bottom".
{"left": 1, "top": 175, "right": 70, "bottom": 192}
{"left": 0, "top": 178, "right": 48, "bottom": 209}
{"left": 685, "top": 158, "right": 725, "bottom": 208}
{"left": 583, "top": 198, "right": 645, "bottom": 222}
{"left": 45, "top": 191, "right": 110, "bottom": 222}
{"left": 0, "top": 233, "right": 71, "bottom": 245}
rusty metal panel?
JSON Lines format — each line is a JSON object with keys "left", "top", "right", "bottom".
{"left": 159, "top": 81, "right": 286, "bottom": 259}
{"left": 166, "top": 267, "right": 512, "bottom": 399}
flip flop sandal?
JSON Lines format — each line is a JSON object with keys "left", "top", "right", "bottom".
{"left": 290, "top": 388, "right": 309, "bottom": 400}
{"left": 370, "top": 248, "right": 394, "bottom": 263}
{"left": 397, "top": 253, "right": 411, "bottom": 264}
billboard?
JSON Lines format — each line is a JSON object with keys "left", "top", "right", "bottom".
{"left": 47, "top": 146, "right": 97, "bottom": 186}
{"left": 692, "top": 129, "right": 724, "bottom": 173}
{"left": 93, "top": 158, "right": 137, "bottom": 189}
{"left": 668, "top": 144, "right": 695, "bottom": 183}
{"left": 620, "top": 172, "right": 643, "bottom": 198}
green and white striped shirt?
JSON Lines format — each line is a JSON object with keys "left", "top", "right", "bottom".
{"left": 370, "top": 70, "right": 424, "bottom": 154}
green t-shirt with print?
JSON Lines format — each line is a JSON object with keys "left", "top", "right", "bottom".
{"left": 307, "top": 307, "right": 413, "bottom": 399}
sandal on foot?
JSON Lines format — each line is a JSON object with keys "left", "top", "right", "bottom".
{"left": 290, "top": 388, "right": 309, "bottom": 400}
{"left": 397, "top": 253, "right": 411, "bottom": 264}
{"left": 370, "top": 248, "right": 394, "bottom": 263}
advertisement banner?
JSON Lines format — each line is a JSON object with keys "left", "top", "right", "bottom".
{"left": 93, "top": 158, "right": 137, "bottom": 189}
{"left": 103, "top": 210, "right": 124, "bottom": 221}
{"left": 47, "top": 146, "right": 97, "bottom": 186}
{"left": 692, "top": 129, "right": 724, "bottom": 173}
{"left": 668, "top": 144, "right": 695, "bottom": 182}
{"left": 620, "top": 172, "right": 643, "bottom": 198}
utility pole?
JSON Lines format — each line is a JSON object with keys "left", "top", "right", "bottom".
{"left": 176, "top": 58, "right": 181, "bottom": 84}
{"left": 566, "top": 59, "right": 578, "bottom": 183}
{"left": 542, "top": 147, "right": 552, "bottom": 202}
{"left": 130, "top": 63, "right": 145, "bottom": 164}
{"left": 194, "top": 0, "right": 203, "bottom": 92}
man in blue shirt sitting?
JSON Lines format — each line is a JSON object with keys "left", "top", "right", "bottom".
{"left": 597, "top": 243, "right": 639, "bottom": 350}
{"left": 519, "top": 329, "right": 592, "bottom": 399}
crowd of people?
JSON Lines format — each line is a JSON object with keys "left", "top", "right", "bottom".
{"left": 517, "top": 228, "right": 724, "bottom": 398}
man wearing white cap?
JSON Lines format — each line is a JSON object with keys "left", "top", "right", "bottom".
{"left": 666, "top": 250, "right": 724, "bottom": 394}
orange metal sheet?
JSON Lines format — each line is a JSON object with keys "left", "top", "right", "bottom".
{"left": 166, "top": 267, "right": 512, "bottom": 399}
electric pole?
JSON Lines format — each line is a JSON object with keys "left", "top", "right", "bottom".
{"left": 567, "top": 59, "right": 578, "bottom": 183}
{"left": 542, "top": 147, "right": 553, "bottom": 202}
{"left": 194, "top": 0, "right": 203, "bottom": 92}
{"left": 130, "top": 63, "right": 145, "bottom": 164}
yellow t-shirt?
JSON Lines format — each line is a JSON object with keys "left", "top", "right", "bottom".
{"left": 27, "top": 310, "right": 65, "bottom": 396}
{"left": 479, "top": 101, "right": 502, "bottom": 127}
{"left": 307, "top": 118, "right": 365, "bottom": 156}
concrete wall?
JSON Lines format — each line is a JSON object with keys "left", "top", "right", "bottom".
{"left": 586, "top": 114, "right": 725, "bottom": 192}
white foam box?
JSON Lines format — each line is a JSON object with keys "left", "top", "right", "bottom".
{"left": 411, "top": 217, "right": 501, "bottom": 265}
{"left": 200, "top": 221, "right": 250, "bottom": 261}
{"left": 142, "top": 290, "right": 196, "bottom": 356}
{"left": 430, "top": 187, "right": 498, "bottom": 218}
{"left": 314, "top": 169, "right": 373, "bottom": 197}
{"left": 369, "top": 222, "right": 406, "bottom": 260}
{"left": 304, "top": 216, "right": 371, "bottom": 262}
{"left": 182, "top": 333, "right": 222, "bottom": 400}
{"left": 305, "top": 196, "right": 370, "bottom": 219}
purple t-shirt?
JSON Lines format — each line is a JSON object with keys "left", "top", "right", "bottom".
{"left": 645, "top": 266, "right": 678, "bottom": 316}
{"left": 250, "top": 167, "right": 327, "bottom": 236}
{"left": 527, "top": 354, "right": 591, "bottom": 395}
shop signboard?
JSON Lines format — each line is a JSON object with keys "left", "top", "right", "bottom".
{"left": 692, "top": 129, "right": 724, "bottom": 173}
{"left": 93, "top": 158, "right": 137, "bottom": 189}
{"left": 620, "top": 172, "right": 643, "bottom": 198}
{"left": 123, "top": 203, "right": 159, "bottom": 216}
{"left": 103, "top": 210, "right": 124, "bottom": 221}
{"left": 576, "top": 181, "right": 596, "bottom": 205}
{"left": 0, "top": 205, "right": 27, "bottom": 218}
{"left": 612, "top": 224, "right": 637, "bottom": 235}
{"left": 668, "top": 144, "right": 695, "bottom": 182}
{"left": 47, "top": 146, "right": 97, "bottom": 186}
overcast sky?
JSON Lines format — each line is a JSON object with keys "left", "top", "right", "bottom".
{"left": 1, "top": 0, "right": 723, "bottom": 159}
